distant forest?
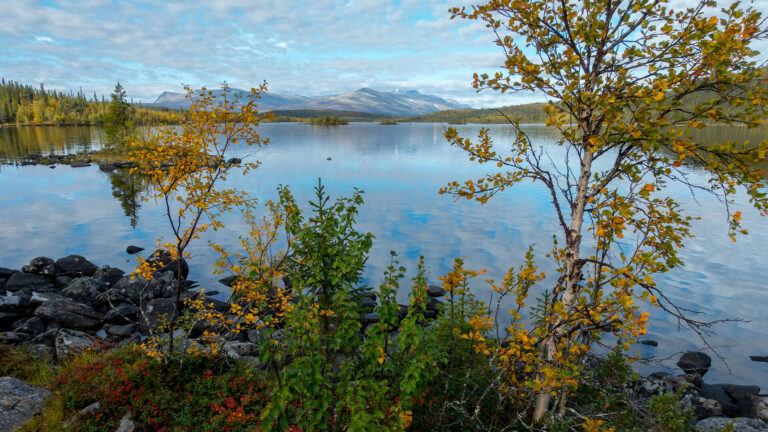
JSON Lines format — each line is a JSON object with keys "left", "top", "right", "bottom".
{"left": 405, "top": 103, "right": 549, "bottom": 124}
{"left": 0, "top": 78, "right": 184, "bottom": 126}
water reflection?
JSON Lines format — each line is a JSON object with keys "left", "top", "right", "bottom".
{"left": 0, "top": 125, "right": 102, "bottom": 162}
{"left": 0, "top": 123, "right": 767, "bottom": 386}
{"left": 107, "top": 169, "right": 152, "bottom": 228}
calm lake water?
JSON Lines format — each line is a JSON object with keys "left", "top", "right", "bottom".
{"left": 1, "top": 123, "right": 767, "bottom": 386}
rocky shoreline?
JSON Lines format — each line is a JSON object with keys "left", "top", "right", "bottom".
{"left": 1, "top": 253, "right": 767, "bottom": 430}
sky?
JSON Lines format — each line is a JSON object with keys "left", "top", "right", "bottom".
{"left": 1, "top": 0, "right": 766, "bottom": 108}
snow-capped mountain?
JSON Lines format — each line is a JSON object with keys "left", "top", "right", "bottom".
{"left": 151, "top": 87, "right": 468, "bottom": 116}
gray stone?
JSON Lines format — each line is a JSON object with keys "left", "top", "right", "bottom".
{"left": 361, "top": 313, "right": 380, "bottom": 324}
{"left": 141, "top": 298, "right": 176, "bottom": 331}
{"left": 5, "top": 272, "right": 55, "bottom": 293}
{"left": 64, "top": 401, "right": 101, "bottom": 429}
{"left": 54, "top": 275, "right": 74, "bottom": 287}
{"left": 639, "top": 339, "right": 659, "bottom": 346}
{"left": 30, "top": 328, "right": 59, "bottom": 347}
{"left": 107, "top": 323, "right": 139, "bottom": 338}
{"left": 13, "top": 316, "right": 46, "bottom": 336}
{"left": 34, "top": 297, "right": 104, "bottom": 330}
{"left": 146, "top": 249, "right": 188, "bottom": 280}
{"left": 69, "top": 160, "right": 91, "bottom": 167}
{"left": 695, "top": 417, "right": 768, "bottom": 432}
{"left": 0, "top": 294, "right": 29, "bottom": 313}
{"left": 126, "top": 246, "right": 144, "bottom": 255}
{"left": 222, "top": 341, "right": 259, "bottom": 359}
{"left": 98, "top": 162, "right": 116, "bottom": 172}
{"left": 427, "top": 284, "right": 446, "bottom": 297}
{"left": 751, "top": 356, "right": 768, "bottom": 363}
{"left": 716, "top": 384, "right": 761, "bottom": 402}
{"left": 0, "top": 376, "right": 51, "bottom": 432}
{"left": 116, "top": 413, "right": 142, "bottom": 432}
{"left": 55, "top": 328, "right": 99, "bottom": 359}
{"left": 104, "top": 305, "right": 139, "bottom": 324}
{"left": 0, "top": 267, "right": 17, "bottom": 278}
{"left": 218, "top": 275, "right": 239, "bottom": 287}
{"left": 21, "top": 256, "right": 57, "bottom": 276}
{"left": 359, "top": 296, "right": 377, "bottom": 309}
{"left": 738, "top": 396, "right": 768, "bottom": 422}
{"left": 61, "top": 277, "right": 103, "bottom": 304}
{"left": 94, "top": 266, "right": 125, "bottom": 288}
{"left": 701, "top": 384, "right": 740, "bottom": 417}
{"left": 0, "top": 312, "right": 25, "bottom": 330}
{"left": 681, "top": 394, "right": 723, "bottom": 419}
{"left": 55, "top": 255, "right": 98, "bottom": 277}
{"left": 0, "top": 331, "right": 32, "bottom": 343}
{"left": 677, "top": 352, "right": 712, "bottom": 376}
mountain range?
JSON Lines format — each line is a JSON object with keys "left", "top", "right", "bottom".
{"left": 151, "top": 88, "right": 469, "bottom": 116}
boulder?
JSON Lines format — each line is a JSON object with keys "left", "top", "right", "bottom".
{"left": 69, "top": 161, "right": 91, "bottom": 167}
{"left": 677, "top": 352, "right": 712, "bottom": 376}
{"left": 681, "top": 394, "right": 723, "bottom": 419}
{"left": 639, "top": 339, "right": 659, "bottom": 346}
{"left": 5, "top": 272, "right": 55, "bottom": 293}
{"left": 751, "top": 356, "right": 768, "bottom": 363}
{"left": 700, "top": 383, "right": 740, "bottom": 416}
{"left": 35, "top": 297, "right": 104, "bottom": 330}
{"left": 112, "top": 276, "right": 147, "bottom": 303}
{"left": 22, "top": 256, "right": 58, "bottom": 276}
{"left": 227, "top": 157, "right": 242, "bottom": 165}
{"left": 0, "top": 267, "right": 17, "bottom": 278}
{"left": 359, "top": 295, "right": 377, "bottom": 309}
{"left": 94, "top": 266, "right": 125, "bottom": 288}
{"left": 0, "top": 331, "right": 33, "bottom": 343}
{"left": 126, "top": 245, "right": 144, "bottom": 255}
{"left": 30, "top": 328, "right": 59, "bottom": 347}
{"left": 116, "top": 413, "right": 142, "bottom": 432}
{"left": 61, "top": 277, "right": 103, "bottom": 304}
{"left": 56, "top": 255, "right": 98, "bottom": 277}
{"left": 0, "top": 312, "right": 25, "bottom": 330}
{"left": 55, "top": 328, "right": 99, "bottom": 358}
{"left": 739, "top": 396, "right": 768, "bottom": 422}
{"left": 222, "top": 341, "right": 260, "bottom": 359}
{"left": 141, "top": 298, "right": 176, "bottom": 331}
{"left": 427, "top": 284, "right": 446, "bottom": 298}
{"left": 361, "top": 313, "right": 380, "bottom": 324}
{"left": 716, "top": 384, "right": 761, "bottom": 402}
{"left": 13, "top": 316, "right": 46, "bottom": 336}
{"left": 218, "top": 275, "right": 240, "bottom": 287}
{"left": 146, "top": 249, "right": 189, "bottom": 280}
{"left": 106, "top": 323, "right": 139, "bottom": 338}
{"left": 0, "top": 294, "right": 30, "bottom": 312}
{"left": 695, "top": 417, "right": 768, "bottom": 432}
{"left": 0, "top": 376, "right": 52, "bottom": 432}
{"left": 55, "top": 275, "right": 74, "bottom": 287}
{"left": 104, "top": 304, "right": 139, "bottom": 324}
{"left": 98, "top": 162, "right": 116, "bottom": 172}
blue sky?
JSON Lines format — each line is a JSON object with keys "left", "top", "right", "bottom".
{"left": 1, "top": 0, "right": 766, "bottom": 108}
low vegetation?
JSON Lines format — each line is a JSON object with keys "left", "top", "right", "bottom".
{"left": 307, "top": 115, "right": 349, "bottom": 126}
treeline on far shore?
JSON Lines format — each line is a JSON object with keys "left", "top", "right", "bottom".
{"left": 0, "top": 78, "right": 185, "bottom": 126}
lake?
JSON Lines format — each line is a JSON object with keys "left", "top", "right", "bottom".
{"left": 1, "top": 123, "right": 767, "bottom": 386}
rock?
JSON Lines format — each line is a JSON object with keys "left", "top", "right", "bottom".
{"left": 30, "top": 328, "right": 59, "bottom": 347}
{"left": 35, "top": 296, "right": 104, "bottom": 330}
{"left": 700, "top": 383, "right": 740, "bottom": 417}
{"left": 126, "top": 245, "right": 144, "bottom": 255}
{"left": 64, "top": 401, "right": 101, "bottom": 429}
{"left": 69, "top": 160, "right": 91, "bottom": 167}
{"left": 0, "top": 267, "right": 17, "bottom": 278}
{"left": 61, "top": 277, "right": 103, "bottom": 304}
{"left": 222, "top": 341, "right": 259, "bottom": 359}
{"left": 681, "top": 373, "right": 704, "bottom": 388}
{"left": 737, "top": 396, "right": 768, "bottom": 422}
{"left": 218, "top": 275, "right": 240, "bottom": 287}
{"left": 55, "top": 275, "right": 74, "bottom": 287}
{"left": 427, "top": 284, "right": 446, "bottom": 298}
{"left": 681, "top": 394, "right": 723, "bottom": 419}
{"left": 0, "top": 376, "right": 52, "bottom": 432}
{"left": 55, "top": 328, "right": 99, "bottom": 358}
{"left": 425, "top": 297, "right": 443, "bottom": 312}
{"left": 361, "top": 313, "right": 380, "bottom": 324}
{"left": 677, "top": 351, "right": 712, "bottom": 376}
{"left": 0, "top": 312, "right": 25, "bottom": 330}
{"left": 104, "top": 304, "right": 139, "bottom": 324}
{"left": 695, "top": 417, "right": 768, "bottom": 432}
{"left": 146, "top": 249, "right": 189, "bottom": 280}
{"left": 5, "top": 272, "right": 55, "bottom": 293}
{"left": 639, "top": 339, "right": 659, "bottom": 346}
{"left": 13, "top": 316, "right": 46, "bottom": 336}
{"left": 98, "top": 162, "right": 116, "bottom": 172}
{"left": 94, "top": 266, "right": 125, "bottom": 288}
{"left": 141, "top": 298, "right": 176, "bottom": 331}
{"left": 0, "top": 331, "right": 33, "bottom": 343}
{"left": 22, "top": 256, "right": 58, "bottom": 276}
{"left": 116, "top": 413, "right": 142, "bottom": 432}
{"left": 29, "top": 344, "right": 56, "bottom": 362}
{"left": 112, "top": 276, "right": 146, "bottom": 303}
{"left": 282, "top": 275, "right": 293, "bottom": 290}
{"left": 114, "top": 161, "right": 135, "bottom": 168}
{"left": 359, "top": 295, "right": 377, "bottom": 309}
{"left": 397, "top": 304, "right": 408, "bottom": 321}
{"left": 650, "top": 371, "right": 672, "bottom": 379}
{"left": 750, "top": 356, "right": 768, "bottom": 363}
{"left": 106, "top": 323, "right": 139, "bottom": 338}
{"left": 0, "top": 294, "right": 29, "bottom": 312}
{"left": 56, "top": 255, "right": 98, "bottom": 277}
{"left": 716, "top": 384, "right": 761, "bottom": 402}
{"left": 227, "top": 157, "right": 242, "bottom": 165}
